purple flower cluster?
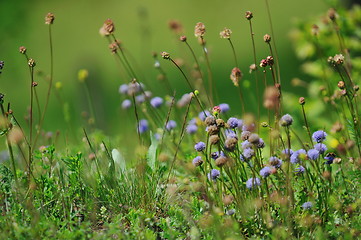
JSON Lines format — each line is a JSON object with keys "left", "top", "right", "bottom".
{"left": 137, "top": 119, "right": 149, "bottom": 134}
{"left": 208, "top": 169, "right": 220, "bottom": 181}
{"left": 150, "top": 97, "right": 163, "bottom": 108}
{"left": 194, "top": 141, "right": 206, "bottom": 152}
{"left": 227, "top": 117, "right": 239, "bottom": 128}
{"left": 218, "top": 103, "right": 230, "bottom": 113}
{"left": 302, "top": 201, "right": 313, "bottom": 210}
{"left": 290, "top": 149, "right": 306, "bottom": 164}
{"left": 312, "top": 130, "right": 327, "bottom": 143}
{"left": 166, "top": 120, "right": 177, "bottom": 131}
{"left": 269, "top": 156, "right": 282, "bottom": 168}
{"left": 246, "top": 177, "right": 261, "bottom": 189}
{"left": 192, "top": 156, "right": 203, "bottom": 167}
{"left": 260, "top": 166, "right": 272, "bottom": 178}
{"left": 307, "top": 149, "right": 319, "bottom": 160}
{"left": 121, "top": 99, "right": 132, "bottom": 109}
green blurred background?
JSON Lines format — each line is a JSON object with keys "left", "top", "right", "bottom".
{"left": 0, "top": 0, "right": 330, "bottom": 148}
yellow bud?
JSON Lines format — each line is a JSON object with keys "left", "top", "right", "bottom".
{"left": 78, "top": 69, "right": 89, "bottom": 83}
{"left": 55, "top": 81, "right": 62, "bottom": 89}
{"left": 194, "top": 90, "right": 199, "bottom": 96}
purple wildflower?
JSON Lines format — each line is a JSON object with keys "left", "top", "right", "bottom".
{"left": 307, "top": 149, "right": 319, "bottom": 160}
{"left": 282, "top": 148, "right": 294, "bottom": 156}
{"left": 295, "top": 165, "right": 305, "bottom": 174}
{"left": 137, "top": 119, "right": 148, "bottom": 134}
{"left": 324, "top": 153, "right": 335, "bottom": 164}
{"left": 279, "top": 114, "right": 293, "bottom": 127}
{"left": 121, "top": 99, "right": 132, "bottom": 109}
{"left": 119, "top": 84, "right": 128, "bottom": 94}
{"left": 225, "top": 129, "right": 237, "bottom": 138}
{"left": 312, "top": 130, "right": 327, "bottom": 143}
{"left": 208, "top": 169, "right": 220, "bottom": 181}
{"left": 198, "top": 110, "right": 210, "bottom": 121}
{"left": 166, "top": 120, "right": 177, "bottom": 130}
{"left": 237, "top": 119, "right": 244, "bottom": 129}
{"left": 243, "top": 148, "right": 255, "bottom": 159}
{"left": 246, "top": 177, "right": 261, "bottom": 189}
{"left": 241, "top": 140, "right": 252, "bottom": 149}
{"left": 302, "top": 201, "right": 313, "bottom": 210}
{"left": 186, "top": 124, "right": 198, "bottom": 134}
{"left": 260, "top": 166, "right": 272, "bottom": 178}
{"left": 290, "top": 149, "right": 306, "bottom": 164}
{"left": 150, "top": 97, "right": 163, "bottom": 108}
{"left": 192, "top": 156, "right": 203, "bottom": 167}
{"left": 269, "top": 156, "right": 282, "bottom": 168}
{"left": 314, "top": 143, "right": 327, "bottom": 154}
{"left": 194, "top": 141, "right": 206, "bottom": 152}
{"left": 135, "top": 94, "right": 145, "bottom": 104}
{"left": 219, "top": 103, "right": 230, "bottom": 113}
{"left": 227, "top": 117, "right": 239, "bottom": 128}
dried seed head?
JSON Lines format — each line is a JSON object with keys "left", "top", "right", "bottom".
{"left": 109, "top": 40, "right": 121, "bottom": 54}
{"left": 8, "top": 127, "right": 24, "bottom": 144}
{"left": 263, "top": 86, "right": 280, "bottom": 110}
{"left": 338, "top": 81, "right": 345, "bottom": 89}
{"left": 331, "top": 121, "right": 343, "bottom": 133}
{"left": 334, "top": 54, "right": 344, "bottom": 65}
{"left": 19, "top": 46, "right": 27, "bottom": 54}
{"left": 260, "top": 59, "right": 267, "bottom": 68}
{"left": 312, "top": 24, "right": 319, "bottom": 36}
{"left": 266, "top": 56, "right": 274, "bottom": 66}
{"left": 45, "top": 12, "right": 55, "bottom": 24}
{"left": 299, "top": 97, "right": 306, "bottom": 105}
{"left": 180, "top": 35, "right": 187, "bottom": 42}
{"left": 241, "top": 131, "right": 251, "bottom": 141}
{"left": 168, "top": 20, "right": 183, "bottom": 34}
{"left": 209, "top": 135, "right": 220, "bottom": 145}
{"left": 249, "top": 63, "right": 257, "bottom": 73}
{"left": 216, "top": 119, "right": 225, "bottom": 128}
{"left": 207, "top": 125, "right": 219, "bottom": 135}
{"left": 220, "top": 28, "right": 232, "bottom": 39}
{"left": 245, "top": 11, "right": 253, "bottom": 20}
{"left": 353, "top": 85, "right": 359, "bottom": 92}
{"left": 161, "top": 52, "right": 170, "bottom": 60}
{"left": 32, "top": 82, "right": 38, "bottom": 87}
{"left": 230, "top": 67, "right": 242, "bottom": 87}
{"left": 100, "top": 19, "right": 115, "bottom": 36}
{"left": 328, "top": 8, "right": 337, "bottom": 21}
{"left": 223, "top": 195, "right": 234, "bottom": 206}
{"left": 248, "top": 133, "right": 260, "bottom": 144}
{"left": 263, "top": 34, "right": 271, "bottom": 43}
{"left": 194, "top": 22, "right": 206, "bottom": 38}
{"left": 28, "top": 58, "right": 36, "bottom": 67}
{"left": 215, "top": 156, "right": 228, "bottom": 167}
{"left": 225, "top": 137, "right": 238, "bottom": 151}
{"left": 204, "top": 116, "right": 216, "bottom": 126}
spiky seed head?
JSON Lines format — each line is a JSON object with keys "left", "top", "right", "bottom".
{"left": 216, "top": 119, "right": 225, "bottom": 128}
{"left": 209, "top": 135, "right": 220, "bottom": 145}
{"left": 215, "top": 156, "right": 228, "bottom": 167}
{"left": 45, "top": 12, "right": 55, "bottom": 24}
{"left": 19, "top": 46, "right": 27, "bottom": 54}
{"left": 230, "top": 67, "right": 242, "bottom": 87}
{"left": 161, "top": 52, "right": 170, "bottom": 59}
{"left": 263, "top": 34, "right": 271, "bottom": 43}
{"left": 220, "top": 28, "right": 232, "bottom": 39}
{"left": 245, "top": 11, "right": 253, "bottom": 20}
{"left": 194, "top": 22, "right": 206, "bottom": 38}
{"left": 28, "top": 58, "right": 36, "bottom": 67}
{"left": 204, "top": 116, "right": 216, "bottom": 126}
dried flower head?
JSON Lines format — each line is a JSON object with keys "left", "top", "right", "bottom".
{"left": 328, "top": 8, "right": 337, "bottom": 21}
{"left": 266, "top": 56, "right": 274, "bottom": 66}
{"left": 192, "top": 156, "right": 203, "bottom": 167}
{"left": 249, "top": 63, "right": 257, "bottom": 73}
{"left": 260, "top": 59, "right": 267, "bottom": 68}
{"left": 245, "top": 11, "right": 253, "bottom": 20}
{"left": 225, "top": 137, "right": 238, "bottom": 151}
{"left": 299, "top": 97, "right": 306, "bottom": 105}
{"left": 194, "top": 22, "right": 206, "bottom": 38}
{"left": 100, "top": 19, "right": 115, "bottom": 36}
{"left": 204, "top": 116, "right": 216, "bottom": 126}
{"left": 109, "top": 40, "right": 121, "bottom": 54}
{"left": 161, "top": 52, "right": 170, "bottom": 60}
{"left": 168, "top": 20, "right": 183, "bottom": 34}
{"left": 263, "top": 86, "right": 280, "bottom": 109}
{"left": 338, "top": 81, "right": 345, "bottom": 89}
{"left": 209, "top": 135, "right": 220, "bottom": 145}
{"left": 333, "top": 54, "right": 344, "bottom": 65}
{"left": 230, "top": 67, "right": 242, "bottom": 87}
{"left": 220, "top": 28, "right": 232, "bottom": 39}
{"left": 215, "top": 156, "right": 228, "bottom": 167}
{"left": 207, "top": 125, "right": 219, "bottom": 135}
{"left": 263, "top": 34, "right": 271, "bottom": 43}
{"left": 45, "top": 12, "right": 55, "bottom": 24}
{"left": 216, "top": 119, "right": 225, "bottom": 127}
{"left": 179, "top": 35, "right": 187, "bottom": 42}
{"left": 8, "top": 127, "right": 24, "bottom": 144}
{"left": 312, "top": 24, "right": 319, "bottom": 36}
{"left": 28, "top": 58, "right": 36, "bottom": 68}
{"left": 19, "top": 46, "right": 27, "bottom": 54}
{"left": 279, "top": 114, "right": 293, "bottom": 127}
